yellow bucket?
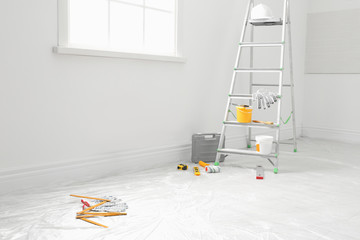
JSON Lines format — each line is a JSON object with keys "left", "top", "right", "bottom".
{"left": 236, "top": 106, "right": 253, "bottom": 123}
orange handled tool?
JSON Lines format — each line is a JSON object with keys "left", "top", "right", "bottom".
{"left": 199, "top": 161, "right": 209, "bottom": 168}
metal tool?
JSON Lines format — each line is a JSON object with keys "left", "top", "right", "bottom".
{"left": 215, "top": 0, "right": 297, "bottom": 174}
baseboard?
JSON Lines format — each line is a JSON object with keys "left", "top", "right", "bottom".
{"left": 302, "top": 126, "right": 360, "bottom": 144}
{"left": 0, "top": 143, "right": 191, "bottom": 194}
{"left": 0, "top": 127, "right": 301, "bottom": 194}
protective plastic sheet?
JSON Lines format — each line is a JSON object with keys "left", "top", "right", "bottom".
{"left": 1, "top": 138, "right": 360, "bottom": 240}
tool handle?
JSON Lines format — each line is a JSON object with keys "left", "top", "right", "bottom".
{"left": 79, "top": 217, "right": 108, "bottom": 228}
{"left": 77, "top": 212, "right": 127, "bottom": 218}
{"left": 199, "top": 161, "right": 209, "bottom": 167}
{"left": 70, "top": 195, "right": 110, "bottom": 202}
{"left": 77, "top": 201, "right": 107, "bottom": 214}
{"left": 82, "top": 212, "right": 127, "bottom": 216}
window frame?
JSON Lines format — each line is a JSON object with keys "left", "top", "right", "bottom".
{"left": 54, "top": 0, "right": 185, "bottom": 62}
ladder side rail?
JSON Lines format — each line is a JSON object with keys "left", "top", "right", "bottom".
{"left": 275, "top": 0, "right": 289, "bottom": 157}
{"left": 227, "top": 0, "right": 252, "bottom": 109}
{"left": 215, "top": 0, "right": 253, "bottom": 164}
{"left": 287, "top": 0, "right": 297, "bottom": 151}
{"left": 247, "top": 0, "right": 255, "bottom": 148}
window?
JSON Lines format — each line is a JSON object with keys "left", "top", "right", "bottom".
{"left": 56, "top": 0, "right": 183, "bottom": 61}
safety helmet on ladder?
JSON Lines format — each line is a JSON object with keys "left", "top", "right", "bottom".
{"left": 251, "top": 4, "right": 274, "bottom": 20}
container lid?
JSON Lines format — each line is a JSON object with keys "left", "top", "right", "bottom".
{"left": 255, "top": 135, "right": 274, "bottom": 141}
{"left": 236, "top": 105, "right": 252, "bottom": 109}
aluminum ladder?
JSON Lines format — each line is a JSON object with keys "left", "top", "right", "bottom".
{"left": 214, "top": 0, "right": 297, "bottom": 174}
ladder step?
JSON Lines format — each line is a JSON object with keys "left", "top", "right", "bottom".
{"left": 228, "top": 94, "right": 253, "bottom": 99}
{"left": 252, "top": 83, "right": 292, "bottom": 87}
{"left": 250, "top": 139, "right": 291, "bottom": 145}
{"left": 217, "top": 148, "right": 278, "bottom": 158}
{"left": 223, "top": 121, "right": 279, "bottom": 129}
{"left": 239, "top": 42, "right": 284, "bottom": 47}
{"left": 249, "top": 19, "right": 283, "bottom": 26}
{"left": 234, "top": 68, "right": 283, "bottom": 73}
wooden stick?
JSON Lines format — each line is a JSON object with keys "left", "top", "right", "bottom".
{"left": 81, "top": 212, "right": 127, "bottom": 216}
{"left": 252, "top": 120, "right": 274, "bottom": 125}
{"left": 79, "top": 217, "right": 108, "bottom": 228}
{"left": 70, "top": 194, "right": 110, "bottom": 202}
{"left": 76, "top": 213, "right": 126, "bottom": 219}
{"left": 77, "top": 201, "right": 107, "bottom": 214}
{"left": 77, "top": 215, "right": 98, "bottom": 219}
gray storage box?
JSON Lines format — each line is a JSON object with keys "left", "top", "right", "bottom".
{"left": 191, "top": 133, "right": 225, "bottom": 163}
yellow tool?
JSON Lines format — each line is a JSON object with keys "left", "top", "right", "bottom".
{"left": 177, "top": 164, "right": 188, "bottom": 170}
{"left": 193, "top": 167, "right": 200, "bottom": 176}
{"left": 198, "top": 161, "right": 209, "bottom": 168}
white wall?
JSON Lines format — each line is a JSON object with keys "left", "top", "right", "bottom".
{"left": 308, "top": 0, "right": 360, "bottom": 13}
{"left": 0, "top": 0, "right": 308, "bottom": 193}
{"left": 303, "top": 0, "right": 360, "bottom": 143}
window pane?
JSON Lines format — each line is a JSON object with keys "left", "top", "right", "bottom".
{"left": 144, "top": 9, "right": 175, "bottom": 55}
{"left": 115, "top": 0, "right": 143, "bottom": 5}
{"left": 110, "top": 2, "right": 143, "bottom": 52}
{"left": 145, "top": 0, "right": 175, "bottom": 12}
{"left": 69, "top": 0, "right": 108, "bottom": 48}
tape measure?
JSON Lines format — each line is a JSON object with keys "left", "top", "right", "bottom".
{"left": 177, "top": 164, "right": 188, "bottom": 170}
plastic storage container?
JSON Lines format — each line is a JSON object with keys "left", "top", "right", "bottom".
{"left": 236, "top": 106, "right": 253, "bottom": 123}
{"left": 255, "top": 135, "right": 274, "bottom": 155}
{"left": 191, "top": 133, "right": 225, "bottom": 163}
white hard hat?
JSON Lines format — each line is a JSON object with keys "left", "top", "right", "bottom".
{"left": 251, "top": 4, "right": 274, "bottom": 20}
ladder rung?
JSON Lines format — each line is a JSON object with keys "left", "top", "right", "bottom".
{"left": 217, "top": 148, "right": 278, "bottom": 158}
{"left": 228, "top": 94, "right": 253, "bottom": 99}
{"left": 252, "top": 83, "right": 292, "bottom": 87}
{"left": 250, "top": 140, "right": 292, "bottom": 145}
{"left": 223, "top": 121, "right": 279, "bottom": 129}
{"left": 239, "top": 42, "right": 284, "bottom": 47}
{"left": 248, "top": 19, "right": 283, "bottom": 26}
{"left": 234, "top": 68, "right": 283, "bottom": 73}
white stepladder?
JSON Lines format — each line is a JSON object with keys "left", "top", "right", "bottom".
{"left": 214, "top": 0, "right": 297, "bottom": 174}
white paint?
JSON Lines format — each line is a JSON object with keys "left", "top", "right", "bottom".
{"left": 303, "top": 0, "right": 360, "bottom": 142}
{"left": 0, "top": 0, "right": 307, "bottom": 190}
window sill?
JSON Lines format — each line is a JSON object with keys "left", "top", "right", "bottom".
{"left": 53, "top": 46, "right": 186, "bottom": 63}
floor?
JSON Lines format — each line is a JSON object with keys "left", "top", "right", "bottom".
{"left": 1, "top": 138, "right": 360, "bottom": 240}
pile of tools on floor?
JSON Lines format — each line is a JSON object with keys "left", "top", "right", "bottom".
{"left": 70, "top": 194, "right": 128, "bottom": 228}
{"left": 178, "top": 161, "right": 221, "bottom": 176}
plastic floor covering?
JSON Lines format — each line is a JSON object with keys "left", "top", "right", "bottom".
{"left": 1, "top": 138, "right": 360, "bottom": 240}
